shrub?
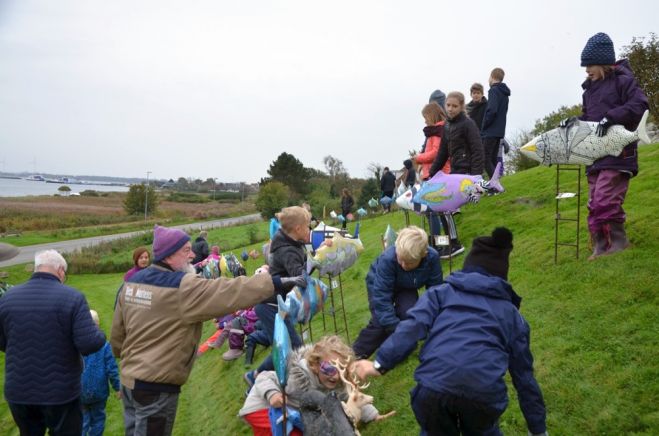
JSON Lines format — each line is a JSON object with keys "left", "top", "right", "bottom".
{"left": 124, "top": 184, "right": 158, "bottom": 215}
{"left": 255, "top": 182, "right": 290, "bottom": 219}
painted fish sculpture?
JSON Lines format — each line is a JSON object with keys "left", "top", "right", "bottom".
{"left": 273, "top": 310, "right": 291, "bottom": 387}
{"left": 277, "top": 273, "right": 330, "bottom": 324}
{"left": 367, "top": 198, "right": 378, "bottom": 208}
{"left": 380, "top": 196, "right": 393, "bottom": 206}
{"left": 356, "top": 207, "right": 367, "bottom": 217}
{"left": 309, "top": 231, "right": 364, "bottom": 277}
{"left": 201, "top": 259, "right": 221, "bottom": 279}
{"left": 383, "top": 224, "right": 397, "bottom": 250}
{"left": 520, "top": 110, "right": 650, "bottom": 165}
{"left": 397, "top": 163, "right": 505, "bottom": 213}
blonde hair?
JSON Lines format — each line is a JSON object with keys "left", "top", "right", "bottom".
{"left": 90, "top": 309, "right": 100, "bottom": 325}
{"left": 395, "top": 226, "right": 428, "bottom": 263}
{"left": 305, "top": 335, "right": 355, "bottom": 369}
{"left": 490, "top": 67, "right": 505, "bottom": 82}
{"left": 446, "top": 91, "right": 467, "bottom": 114}
{"left": 470, "top": 82, "right": 484, "bottom": 93}
{"left": 422, "top": 102, "right": 446, "bottom": 125}
{"left": 279, "top": 206, "right": 311, "bottom": 233}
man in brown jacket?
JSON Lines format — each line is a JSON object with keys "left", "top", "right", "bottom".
{"left": 111, "top": 225, "right": 302, "bottom": 435}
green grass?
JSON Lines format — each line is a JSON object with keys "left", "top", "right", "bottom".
{"left": 1, "top": 144, "right": 658, "bottom": 435}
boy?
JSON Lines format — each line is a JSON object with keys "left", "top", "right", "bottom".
{"left": 81, "top": 310, "right": 120, "bottom": 436}
{"left": 354, "top": 227, "right": 548, "bottom": 435}
{"left": 245, "top": 206, "right": 311, "bottom": 386}
{"left": 466, "top": 82, "right": 487, "bottom": 133}
{"left": 481, "top": 68, "right": 511, "bottom": 178}
{"left": 352, "top": 226, "right": 442, "bottom": 359}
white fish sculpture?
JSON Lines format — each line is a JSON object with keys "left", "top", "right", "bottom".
{"left": 383, "top": 225, "right": 397, "bottom": 250}
{"left": 309, "top": 232, "right": 364, "bottom": 277}
{"left": 520, "top": 110, "right": 650, "bottom": 166}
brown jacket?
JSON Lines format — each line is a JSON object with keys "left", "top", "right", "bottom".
{"left": 111, "top": 265, "right": 273, "bottom": 388}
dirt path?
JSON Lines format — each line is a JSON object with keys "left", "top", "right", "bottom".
{"left": 0, "top": 213, "right": 262, "bottom": 268}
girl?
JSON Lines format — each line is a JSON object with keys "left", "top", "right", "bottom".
{"left": 428, "top": 91, "right": 485, "bottom": 259}
{"left": 578, "top": 32, "right": 648, "bottom": 260}
{"left": 414, "top": 102, "right": 450, "bottom": 250}
{"left": 239, "top": 335, "right": 389, "bottom": 435}
{"left": 123, "top": 247, "right": 150, "bottom": 281}
{"left": 340, "top": 188, "right": 354, "bottom": 230}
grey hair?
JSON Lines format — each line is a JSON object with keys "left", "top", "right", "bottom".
{"left": 34, "top": 250, "right": 67, "bottom": 271}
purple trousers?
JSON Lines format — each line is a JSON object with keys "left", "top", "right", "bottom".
{"left": 587, "top": 169, "right": 630, "bottom": 233}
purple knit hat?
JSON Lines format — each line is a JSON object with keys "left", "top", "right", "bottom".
{"left": 152, "top": 225, "right": 190, "bottom": 262}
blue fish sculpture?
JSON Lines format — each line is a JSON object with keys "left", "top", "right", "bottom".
{"left": 367, "top": 198, "right": 378, "bottom": 208}
{"left": 273, "top": 311, "right": 292, "bottom": 388}
{"left": 277, "top": 274, "right": 330, "bottom": 325}
{"left": 241, "top": 250, "right": 249, "bottom": 261}
{"left": 383, "top": 224, "right": 397, "bottom": 250}
{"left": 356, "top": 207, "right": 367, "bottom": 217}
{"left": 201, "top": 259, "right": 220, "bottom": 279}
{"left": 380, "top": 196, "right": 393, "bottom": 206}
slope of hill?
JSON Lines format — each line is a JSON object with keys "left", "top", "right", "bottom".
{"left": 1, "top": 144, "right": 658, "bottom": 435}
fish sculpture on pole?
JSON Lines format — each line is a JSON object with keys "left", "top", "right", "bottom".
{"left": 396, "top": 163, "right": 505, "bottom": 214}
{"left": 308, "top": 231, "right": 364, "bottom": 277}
{"left": 382, "top": 225, "right": 397, "bottom": 250}
{"left": 520, "top": 110, "right": 650, "bottom": 165}
{"left": 276, "top": 273, "right": 330, "bottom": 325}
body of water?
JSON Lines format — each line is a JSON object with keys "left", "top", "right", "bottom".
{"left": 0, "top": 178, "right": 129, "bottom": 197}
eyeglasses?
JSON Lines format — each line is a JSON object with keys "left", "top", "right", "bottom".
{"left": 319, "top": 361, "right": 338, "bottom": 377}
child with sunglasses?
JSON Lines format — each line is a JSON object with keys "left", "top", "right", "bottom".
{"left": 239, "top": 335, "right": 388, "bottom": 435}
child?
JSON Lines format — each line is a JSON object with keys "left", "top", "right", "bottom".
{"left": 246, "top": 207, "right": 311, "bottom": 387}
{"left": 428, "top": 91, "right": 485, "bottom": 258}
{"left": 354, "top": 228, "right": 548, "bottom": 436}
{"left": 239, "top": 335, "right": 388, "bottom": 435}
{"left": 466, "top": 82, "right": 487, "bottom": 133}
{"left": 481, "top": 68, "right": 511, "bottom": 178}
{"left": 340, "top": 188, "right": 354, "bottom": 230}
{"left": 577, "top": 32, "right": 649, "bottom": 260}
{"left": 413, "top": 102, "right": 450, "bottom": 250}
{"left": 81, "top": 310, "right": 121, "bottom": 436}
{"left": 352, "top": 226, "right": 442, "bottom": 359}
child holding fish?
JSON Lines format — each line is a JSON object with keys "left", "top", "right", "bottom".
{"left": 246, "top": 206, "right": 311, "bottom": 388}
{"left": 239, "top": 335, "right": 390, "bottom": 435}
{"left": 575, "top": 32, "right": 649, "bottom": 259}
{"left": 428, "top": 91, "right": 485, "bottom": 258}
{"left": 352, "top": 226, "right": 442, "bottom": 359}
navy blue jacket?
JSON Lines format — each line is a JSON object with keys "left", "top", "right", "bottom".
{"left": 581, "top": 60, "right": 649, "bottom": 176}
{"left": 0, "top": 272, "right": 105, "bottom": 405}
{"left": 366, "top": 246, "right": 442, "bottom": 329}
{"left": 376, "top": 267, "right": 546, "bottom": 434}
{"left": 481, "top": 82, "right": 511, "bottom": 138}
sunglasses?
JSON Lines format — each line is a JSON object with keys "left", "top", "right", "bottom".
{"left": 319, "top": 361, "right": 338, "bottom": 377}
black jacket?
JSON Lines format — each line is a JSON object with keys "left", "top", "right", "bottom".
{"left": 429, "top": 112, "right": 484, "bottom": 177}
{"left": 263, "top": 230, "right": 307, "bottom": 304}
{"left": 380, "top": 171, "right": 396, "bottom": 192}
{"left": 340, "top": 195, "right": 354, "bottom": 214}
{"left": 192, "top": 237, "right": 209, "bottom": 264}
{"left": 466, "top": 97, "right": 487, "bottom": 132}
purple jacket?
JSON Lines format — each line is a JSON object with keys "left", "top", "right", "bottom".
{"left": 580, "top": 60, "right": 649, "bottom": 176}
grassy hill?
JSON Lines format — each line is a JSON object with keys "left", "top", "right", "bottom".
{"left": 1, "top": 143, "right": 658, "bottom": 435}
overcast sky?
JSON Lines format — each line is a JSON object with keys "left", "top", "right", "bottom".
{"left": 0, "top": 1, "right": 656, "bottom": 182}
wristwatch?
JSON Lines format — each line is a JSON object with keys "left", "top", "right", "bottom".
{"left": 373, "top": 360, "right": 387, "bottom": 375}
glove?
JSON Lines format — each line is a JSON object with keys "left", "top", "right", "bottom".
{"left": 279, "top": 275, "right": 307, "bottom": 291}
{"left": 595, "top": 117, "right": 611, "bottom": 137}
{"left": 558, "top": 116, "right": 577, "bottom": 128}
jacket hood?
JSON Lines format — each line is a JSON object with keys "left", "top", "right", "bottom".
{"left": 270, "top": 228, "right": 304, "bottom": 253}
{"left": 445, "top": 267, "right": 521, "bottom": 308}
{"left": 492, "top": 82, "right": 511, "bottom": 96}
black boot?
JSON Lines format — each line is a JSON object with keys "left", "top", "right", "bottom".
{"left": 604, "top": 222, "right": 630, "bottom": 256}
{"left": 244, "top": 342, "right": 256, "bottom": 367}
{"left": 588, "top": 228, "right": 610, "bottom": 261}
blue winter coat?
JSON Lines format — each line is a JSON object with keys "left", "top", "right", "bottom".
{"left": 0, "top": 272, "right": 105, "bottom": 405}
{"left": 481, "top": 82, "right": 511, "bottom": 138}
{"left": 581, "top": 59, "right": 649, "bottom": 176}
{"left": 81, "top": 342, "right": 120, "bottom": 404}
{"left": 376, "top": 267, "right": 546, "bottom": 434}
{"left": 366, "top": 246, "right": 442, "bottom": 329}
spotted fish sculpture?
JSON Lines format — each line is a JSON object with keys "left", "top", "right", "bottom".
{"left": 520, "top": 110, "right": 650, "bottom": 166}
{"left": 309, "top": 231, "right": 364, "bottom": 276}
{"left": 396, "top": 163, "right": 504, "bottom": 213}
{"left": 277, "top": 273, "right": 330, "bottom": 324}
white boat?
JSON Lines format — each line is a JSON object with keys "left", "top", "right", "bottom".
{"left": 24, "top": 174, "right": 45, "bottom": 182}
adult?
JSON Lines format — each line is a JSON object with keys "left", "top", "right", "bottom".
{"left": 191, "top": 230, "right": 209, "bottom": 267}
{"left": 340, "top": 188, "right": 354, "bottom": 230}
{"left": 111, "top": 225, "right": 300, "bottom": 436}
{"left": 0, "top": 250, "right": 106, "bottom": 435}
{"left": 123, "top": 246, "right": 150, "bottom": 282}
{"left": 380, "top": 167, "right": 396, "bottom": 213}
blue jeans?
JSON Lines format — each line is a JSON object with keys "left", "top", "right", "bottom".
{"left": 82, "top": 400, "right": 107, "bottom": 436}
{"left": 255, "top": 303, "right": 303, "bottom": 373}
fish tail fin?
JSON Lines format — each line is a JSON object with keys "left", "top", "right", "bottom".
{"left": 277, "top": 294, "right": 289, "bottom": 319}
{"left": 486, "top": 163, "right": 505, "bottom": 193}
{"left": 636, "top": 110, "right": 650, "bottom": 144}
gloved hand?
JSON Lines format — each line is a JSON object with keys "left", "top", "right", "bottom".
{"left": 280, "top": 275, "right": 307, "bottom": 291}
{"left": 595, "top": 117, "right": 612, "bottom": 137}
{"left": 558, "top": 116, "right": 577, "bottom": 128}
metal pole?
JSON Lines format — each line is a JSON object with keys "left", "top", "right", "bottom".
{"left": 144, "top": 171, "right": 151, "bottom": 222}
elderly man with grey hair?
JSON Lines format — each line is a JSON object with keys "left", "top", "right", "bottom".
{"left": 0, "top": 249, "right": 106, "bottom": 435}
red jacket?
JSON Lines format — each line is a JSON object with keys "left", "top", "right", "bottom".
{"left": 416, "top": 121, "right": 449, "bottom": 180}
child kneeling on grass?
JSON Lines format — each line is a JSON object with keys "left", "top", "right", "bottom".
{"left": 354, "top": 227, "right": 548, "bottom": 436}
{"left": 239, "top": 335, "right": 391, "bottom": 436}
